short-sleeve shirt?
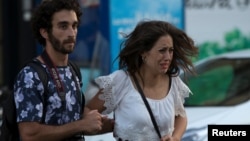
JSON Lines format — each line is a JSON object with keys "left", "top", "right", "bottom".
{"left": 86, "top": 70, "right": 190, "bottom": 141}
{"left": 14, "top": 60, "right": 83, "bottom": 125}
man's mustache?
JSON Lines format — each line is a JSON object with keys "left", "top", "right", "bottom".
{"left": 63, "top": 38, "right": 76, "bottom": 44}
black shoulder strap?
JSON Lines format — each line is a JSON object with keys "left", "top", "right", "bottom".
{"left": 68, "top": 61, "right": 82, "bottom": 87}
{"left": 26, "top": 59, "right": 48, "bottom": 122}
{"left": 131, "top": 74, "right": 162, "bottom": 139}
{"left": 27, "top": 60, "right": 48, "bottom": 89}
{"left": 68, "top": 61, "right": 85, "bottom": 112}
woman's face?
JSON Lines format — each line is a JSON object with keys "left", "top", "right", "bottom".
{"left": 142, "top": 34, "right": 174, "bottom": 74}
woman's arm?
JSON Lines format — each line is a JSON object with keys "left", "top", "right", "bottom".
{"left": 172, "top": 115, "right": 187, "bottom": 141}
{"left": 161, "top": 115, "right": 187, "bottom": 141}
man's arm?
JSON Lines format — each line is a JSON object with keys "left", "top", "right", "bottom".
{"left": 18, "top": 109, "right": 103, "bottom": 141}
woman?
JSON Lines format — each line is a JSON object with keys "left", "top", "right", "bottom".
{"left": 86, "top": 20, "right": 198, "bottom": 141}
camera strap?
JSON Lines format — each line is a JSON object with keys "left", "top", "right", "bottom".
{"left": 41, "top": 51, "right": 66, "bottom": 101}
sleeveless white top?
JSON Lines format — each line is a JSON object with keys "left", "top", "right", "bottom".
{"left": 87, "top": 70, "right": 190, "bottom": 141}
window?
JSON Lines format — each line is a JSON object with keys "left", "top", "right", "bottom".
{"left": 184, "top": 58, "right": 250, "bottom": 106}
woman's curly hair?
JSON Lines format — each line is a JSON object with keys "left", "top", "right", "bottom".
{"left": 118, "top": 20, "right": 199, "bottom": 76}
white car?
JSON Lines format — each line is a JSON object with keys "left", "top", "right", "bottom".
{"left": 181, "top": 49, "right": 250, "bottom": 141}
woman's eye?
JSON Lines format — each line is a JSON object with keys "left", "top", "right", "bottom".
{"left": 159, "top": 48, "right": 167, "bottom": 53}
{"left": 158, "top": 48, "right": 174, "bottom": 53}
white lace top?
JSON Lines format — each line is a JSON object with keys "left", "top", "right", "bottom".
{"left": 89, "top": 70, "right": 190, "bottom": 141}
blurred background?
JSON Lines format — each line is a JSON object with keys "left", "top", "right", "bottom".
{"left": 0, "top": 0, "right": 250, "bottom": 141}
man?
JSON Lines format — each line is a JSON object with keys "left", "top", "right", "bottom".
{"left": 13, "top": 0, "right": 111, "bottom": 141}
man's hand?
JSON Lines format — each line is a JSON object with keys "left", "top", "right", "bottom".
{"left": 81, "top": 109, "right": 103, "bottom": 134}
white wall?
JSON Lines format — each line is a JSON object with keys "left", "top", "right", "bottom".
{"left": 185, "top": 0, "right": 250, "bottom": 45}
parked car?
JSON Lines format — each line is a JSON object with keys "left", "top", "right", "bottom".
{"left": 181, "top": 49, "right": 250, "bottom": 141}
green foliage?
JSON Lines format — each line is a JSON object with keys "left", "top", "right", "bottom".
{"left": 196, "top": 28, "right": 250, "bottom": 62}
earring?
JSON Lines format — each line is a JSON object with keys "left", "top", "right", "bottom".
{"left": 142, "top": 56, "right": 146, "bottom": 63}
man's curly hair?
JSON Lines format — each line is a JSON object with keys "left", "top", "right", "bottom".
{"left": 31, "top": 0, "right": 82, "bottom": 46}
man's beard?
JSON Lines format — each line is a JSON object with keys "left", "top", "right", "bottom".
{"left": 48, "top": 33, "right": 75, "bottom": 54}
